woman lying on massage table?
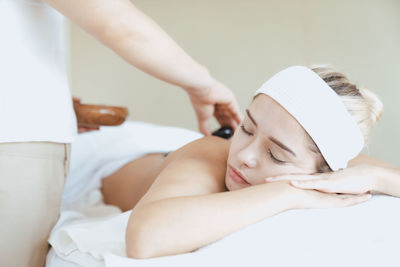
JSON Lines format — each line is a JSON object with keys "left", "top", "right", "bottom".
{"left": 99, "top": 66, "right": 400, "bottom": 259}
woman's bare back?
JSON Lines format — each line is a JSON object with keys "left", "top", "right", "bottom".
{"left": 101, "top": 136, "right": 230, "bottom": 211}
{"left": 101, "top": 153, "right": 168, "bottom": 211}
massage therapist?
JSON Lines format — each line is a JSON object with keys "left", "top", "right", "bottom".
{"left": 0, "top": 1, "right": 242, "bottom": 266}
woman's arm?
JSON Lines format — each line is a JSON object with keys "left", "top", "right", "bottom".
{"left": 128, "top": 182, "right": 294, "bottom": 259}
{"left": 349, "top": 154, "right": 400, "bottom": 197}
{"left": 265, "top": 154, "right": 400, "bottom": 197}
{"left": 126, "top": 137, "right": 294, "bottom": 258}
{"left": 126, "top": 137, "right": 369, "bottom": 259}
{"left": 374, "top": 166, "right": 400, "bottom": 197}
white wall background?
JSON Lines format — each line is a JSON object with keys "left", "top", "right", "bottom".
{"left": 68, "top": 0, "right": 400, "bottom": 166}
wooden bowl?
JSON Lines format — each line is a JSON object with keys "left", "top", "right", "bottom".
{"left": 73, "top": 103, "right": 129, "bottom": 127}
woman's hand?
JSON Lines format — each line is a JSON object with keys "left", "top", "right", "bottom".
{"left": 265, "top": 165, "right": 378, "bottom": 195}
{"left": 188, "top": 80, "right": 243, "bottom": 136}
{"left": 288, "top": 184, "right": 372, "bottom": 210}
{"left": 274, "top": 181, "right": 371, "bottom": 210}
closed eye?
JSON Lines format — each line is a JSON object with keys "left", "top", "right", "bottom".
{"left": 268, "top": 149, "right": 287, "bottom": 164}
{"left": 240, "top": 124, "right": 253, "bottom": 136}
{"left": 241, "top": 122, "right": 287, "bottom": 164}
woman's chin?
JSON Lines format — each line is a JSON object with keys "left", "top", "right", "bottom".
{"left": 225, "top": 175, "right": 235, "bottom": 191}
{"left": 225, "top": 175, "right": 248, "bottom": 191}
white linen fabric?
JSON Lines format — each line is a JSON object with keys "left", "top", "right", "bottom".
{"left": 61, "top": 121, "right": 203, "bottom": 208}
{"left": 48, "top": 193, "right": 400, "bottom": 267}
{"left": 47, "top": 121, "right": 400, "bottom": 267}
{"left": 48, "top": 121, "right": 203, "bottom": 266}
{"left": 255, "top": 66, "right": 364, "bottom": 171}
{"left": 0, "top": 0, "right": 77, "bottom": 143}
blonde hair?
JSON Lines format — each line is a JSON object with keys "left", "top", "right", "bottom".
{"left": 310, "top": 66, "right": 383, "bottom": 172}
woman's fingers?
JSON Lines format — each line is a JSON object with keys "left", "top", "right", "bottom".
{"left": 264, "top": 174, "right": 316, "bottom": 183}
{"left": 291, "top": 179, "right": 325, "bottom": 188}
{"left": 291, "top": 179, "right": 340, "bottom": 193}
{"left": 291, "top": 178, "right": 371, "bottom": 195}
{"left": 334, "top": 193, "right": 371, "bottom": 207}
{"left": 312, "top": 192, "right": 372, "bottom": 208}
{"left": 298, "top": 190, "right": 372, "bottom": 209}
{"left": 266, "top": 175, "right": 348, "bottom": 194}
{"left": 265, "top": 167, "right": 374, "bottom": 195}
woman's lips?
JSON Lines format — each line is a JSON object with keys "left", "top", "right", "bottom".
{"left": 228, "top": 165, "right": 249, "bottom": 184}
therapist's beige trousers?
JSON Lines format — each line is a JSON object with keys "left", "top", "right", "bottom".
{"left": 0, "top": 142, "right": 70, "bottom": 267}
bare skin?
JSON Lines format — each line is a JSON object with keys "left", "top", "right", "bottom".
{"left": 100, "top": 147, "right": 397, "bottom": 212}
{"left": 101, "top": 137, "right": 231, "bottom": 212}
{"left": 44, "top": 0, "right": 242, "bottom": 135}
{"left": 99, "top": 135, "right": 398, "bottom": 259}
{"left": 101, "top": 153, "right": 169, "bottom": 212}
{"left": 99, "top": 95, "right": 400, "bottom": 259}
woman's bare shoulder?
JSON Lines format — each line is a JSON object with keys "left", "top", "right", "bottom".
{"left": 135, "top": 136, "right": 230, "bottom": 206}
{"left": 164, "top": 136, "right": 230, "bottom": 164}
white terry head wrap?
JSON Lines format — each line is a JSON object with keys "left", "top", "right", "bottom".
{"left": 254, "top": 66, "right": 364, "bottom": 171}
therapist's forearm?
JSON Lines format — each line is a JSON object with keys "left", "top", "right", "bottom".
{"left": 44, "top": 0, "right": 214, "bottom": 94}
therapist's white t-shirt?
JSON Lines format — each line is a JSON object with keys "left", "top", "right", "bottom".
{"left": 0, "top": 0, "right": 77, "bottom": 143}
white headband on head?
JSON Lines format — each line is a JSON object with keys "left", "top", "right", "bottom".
{"left": 254, "top": 66, "right": 364, "bottom": 171}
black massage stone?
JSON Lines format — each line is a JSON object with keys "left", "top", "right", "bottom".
{"left": 212, "top": 126, "right": 234, "bottom": 139}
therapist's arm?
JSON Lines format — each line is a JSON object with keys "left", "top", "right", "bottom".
{"left": 44, "top": 0, "right": 242, "bottom": 135}
{"left": 44, "top": 0, "right": 211, "bottom": 92}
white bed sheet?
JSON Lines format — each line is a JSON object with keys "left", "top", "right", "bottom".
{"left": 48, "top": 194, "right": 400, "bottom": 267}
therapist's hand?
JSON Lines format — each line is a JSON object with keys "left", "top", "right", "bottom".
{"left": 44, "top": 0, "right": 242, "bottom": 136}
{"left": 72, "top": 97, "right": 100, "bottom": 133}
{"left": 188, "top": 80, "right": 243, "bottom": 136}
{"left": 264, "top": 165, "right": 378, "bottom": 195}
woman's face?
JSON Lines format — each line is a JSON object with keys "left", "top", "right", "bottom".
{"left": 225, "top": 94, "right": 320, "bottom": 191}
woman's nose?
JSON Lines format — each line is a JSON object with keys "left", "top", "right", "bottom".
{"left": 237, "top": 143, "right": 259, "bottom": 168}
